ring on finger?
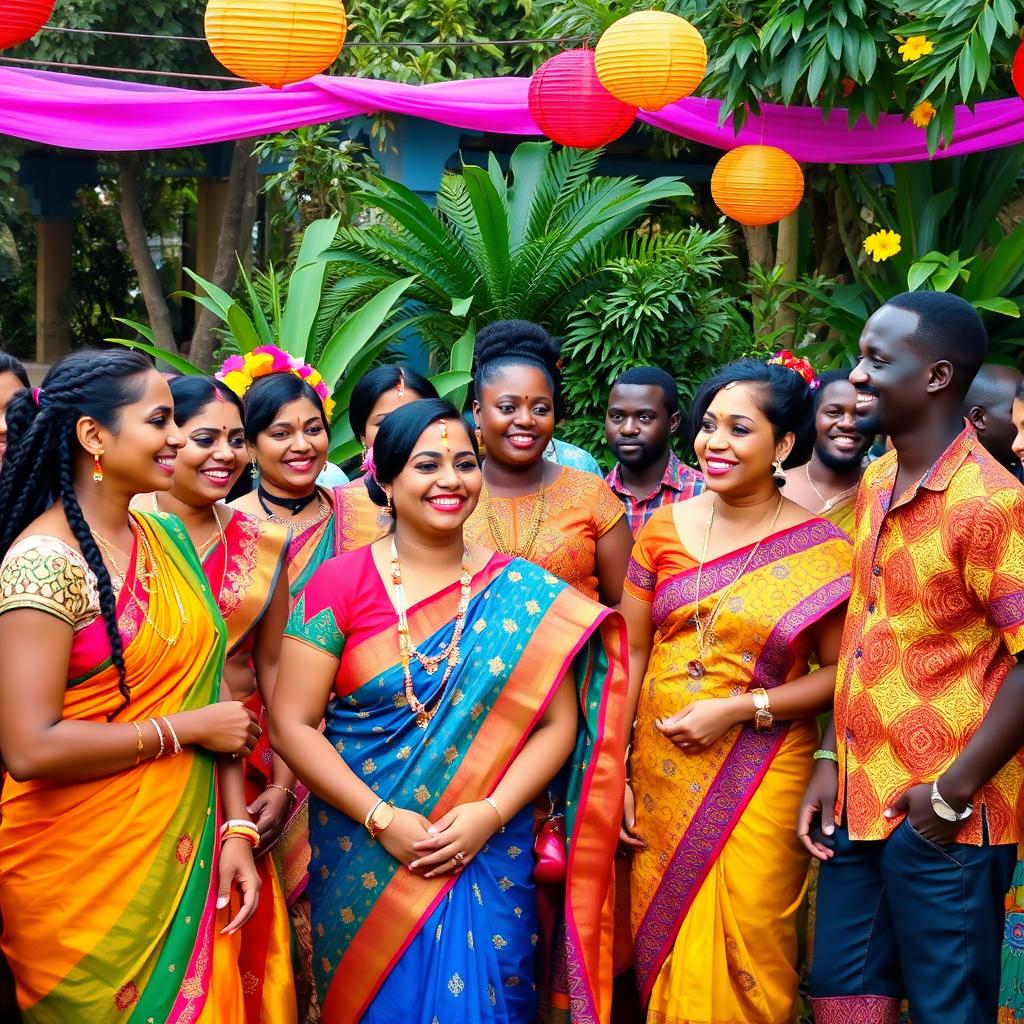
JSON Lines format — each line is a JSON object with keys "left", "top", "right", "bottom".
{"left": 454, "top": 851, "right": 466, "bottom": 866}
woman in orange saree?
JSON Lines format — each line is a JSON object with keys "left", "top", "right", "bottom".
{"left": 271, "top": 399, "right": 628, "bottom": 1024}
{"left": 619, "top": 359, "right": 851, "bottom": 1024}
{"left": 0, "top": 351, "right": 263, "bottom": 1023}
{"left": 142, "top": 375, "right": 298, "bottom": 1023}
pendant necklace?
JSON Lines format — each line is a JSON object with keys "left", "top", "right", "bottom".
{"left": 390, "top": 538, "right": 473, "bottom": 728}
{"left": 803, "top": 463, "right": 857, "bottom": 514}
{"left": 687, "top": 495, "right": 785, "bottom": 681}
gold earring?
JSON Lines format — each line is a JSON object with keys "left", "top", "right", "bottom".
{"left": 92, "top": 451, "right": 104, "bottom": 483}
{"left": 249, "top": 457, "right": 259, "bottom": 481}
{"left": 772, "top": 459, "right": 785, "bottom": 485}
{"left": 384, "top": 490, "right": 393, "bottom": 517}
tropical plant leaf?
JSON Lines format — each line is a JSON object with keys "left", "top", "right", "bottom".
{"left": 183, "top": 268, "right": 235, "bottom": 315}
{"left": 107, "top": 325, "right": 205, "bottom": 375}
{"left": 280, "top": 216, "right": 341, "bottom": 356}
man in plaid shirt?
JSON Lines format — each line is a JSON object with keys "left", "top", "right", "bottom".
{"left": 604, "top": 366, "right": 704, "bottom": 537}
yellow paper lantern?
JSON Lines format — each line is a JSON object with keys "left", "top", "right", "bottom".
{"left": 594, "top": 11, "right": 707, "bottom": 111}
{"left": 710, "top": 145, "right": 805, "bottom": 227}
{"left": 205, "top": 0, "right": 347, "bottom": 89}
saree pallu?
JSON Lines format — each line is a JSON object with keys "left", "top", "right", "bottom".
{"left": 626, "top": 514, "right": 851, "bottom": 1024}
{"left": 203, "top": 510, "right": 296, "bottom": 1024}
{"left": 286, "top": 553, "right": 628, "bottom": 1024}
{"left": 1000, "top": 850, "right": 1024, "bottom": 1021}
{"left": 0, "top": 511, "right": 236, "bottom": 1023}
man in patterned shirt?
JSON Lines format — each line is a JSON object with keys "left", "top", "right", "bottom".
{"left": 801, "top": 291, "right": 1024, "bottom": 1024}
{"left": 604, "top": 367, "right": 703, "bottom": 537}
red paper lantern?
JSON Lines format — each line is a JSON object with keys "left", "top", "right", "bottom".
{"left": 528, "top": 49, "right": 637, "bottom": 149}
{"left": 1013, "top": 41, "right": 1024, "bottom": 100}
{"left": 0, "top": 0, "right": 55, "bottom": 51}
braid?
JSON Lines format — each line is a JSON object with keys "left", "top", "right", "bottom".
{"left": 57, "top": 442, "right": 129, "bottom": 718}
{"left": 0, "top": 348, "right": 152, "bottom": 717}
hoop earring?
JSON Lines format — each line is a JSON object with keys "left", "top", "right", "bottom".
{"left": 249, "top": 457, "right": 260, "bottom": 481}
{"left": 772, "top": 459, "right": 786, "bottom": 486}
{"left": 92, "top": 451, "right": 104, "bottom": 483}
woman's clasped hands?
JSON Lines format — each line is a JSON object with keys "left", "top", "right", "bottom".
{"left": 656, "top": 695, "right": 747, "bottom": 753}
{"left": 377, "top": 801, "right": 505, "bottom": 879}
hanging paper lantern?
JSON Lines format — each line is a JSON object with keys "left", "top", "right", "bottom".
{"left": 1013, "top": 40, "right": 1024, "bottom": 100}
{"left": 0, "top": 0, "right": 55, "bottom": 51}
{"left": 710, "top": 146, "right": 805, "bottom": 227}
{"left": 205, "top": 0, "right": 347, "bottom": 89}
{"left": 594, "top": 11, "right": 707, "bottom": 111}
{"left": 528, "top": 50, "right": 637, "bottom": 149}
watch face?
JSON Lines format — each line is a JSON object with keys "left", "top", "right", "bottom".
{"left": 930, "top": 797, "right": 958, "bottom": 822}
{"left": 754, "top": 709, "right": 773, "bottom": 730}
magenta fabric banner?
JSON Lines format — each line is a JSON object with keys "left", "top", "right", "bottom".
{"left": 2, "top": 65, "right": 1023, "bottom": 162}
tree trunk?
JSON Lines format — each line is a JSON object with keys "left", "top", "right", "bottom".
{"left": 118, "top": 154, "right": 177, "bottom": 353}
{"left": 740, "top": 224, "right": 775, "bottom": 271}
{"left": 188, "top": 140, "right": 259, "bottom": 370}
{"left": 772, "top": 210, "right": 800, "bottom": 342}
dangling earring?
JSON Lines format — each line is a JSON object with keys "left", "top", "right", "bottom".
{"left": 92, "top": 451, "right": 104, "bottom": 483}
{"left": 360, "top": 445, "right": 369, "bottom": 472}
{"left": 772, "top": 459, "right": 786, "bottom": 486}
{"left": 249, "top": 457, "right": 259, "bottom": 481}
{"left": 384, "top": 490, "right": 393, "bottom": 517}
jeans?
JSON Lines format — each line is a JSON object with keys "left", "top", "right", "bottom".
{"left": 809, "top": 819, "right": 1015, "bottom": 1024}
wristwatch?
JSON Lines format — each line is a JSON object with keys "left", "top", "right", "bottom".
{"left": 930, "top": 780, "right": 972, "bottom": 823}
{"left": 364, "top": 799, "right": 395, "bottom": 839}
{"left": 751, "top": 688, "right": 773, "bottom": 732}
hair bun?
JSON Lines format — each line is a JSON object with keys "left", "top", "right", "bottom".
{"left": 474, "top": 320, "right": 561, "bottom": 376}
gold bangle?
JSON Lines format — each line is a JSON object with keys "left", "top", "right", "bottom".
{"left": 267, "top": 783, "right": 297, "bottom": 801}
{"left": 483, "top": 796, "right": 504, "bottom": 830}
{"left": 131, "top": 721, "right": 144, "bottom": 765}
{"left": 149, "top": 718, "right": 165, "bottom": 759}
{"left": 160, "top": 715, "right": 182, "bottom": 756}
{"left": 364, "top": 798, "right": 385, "bottom": 831}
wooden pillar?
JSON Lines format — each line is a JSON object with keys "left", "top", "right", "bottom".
{"left": 35, "top": 219, "right": 72, "bottom": 363}
{"left": 195, "top": 178, "right": 231, "bottom": 283}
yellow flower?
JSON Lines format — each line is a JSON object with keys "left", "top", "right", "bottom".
{"left": 221, "top": 370, "right": 251, "bottom": 397}
{"left": 910, "top": 100, "right": 935, "bottom": 128}
{"left": 863, "top": 229, "right": 902, "bottom": 263}
{"left": 898, "top": 35, "right": 933, "bottom": 61}
{"left": 243, "top": 351, "right": 275, "bottom": 377}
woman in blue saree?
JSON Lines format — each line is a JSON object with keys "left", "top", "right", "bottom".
{"left": 270, "top": 399, "right": 627, "bottom": 1024}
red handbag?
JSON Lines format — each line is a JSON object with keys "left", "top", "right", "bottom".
{"left": 532, "top": 809, "right": 567, "bottom": 885}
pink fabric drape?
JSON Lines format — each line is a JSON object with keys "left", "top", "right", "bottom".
{"left": 2, "top": 65, "right": 1023, "bottom": 162}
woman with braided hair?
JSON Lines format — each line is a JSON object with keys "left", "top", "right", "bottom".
{"left": 463, "top": 320, "right": 632, "bottom": 605}
{"left": 0, "top": 349, "right": 263, "bottom": 1022}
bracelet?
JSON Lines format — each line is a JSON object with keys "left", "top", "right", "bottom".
{"left": 160, "top": 716, "right": 182, "bottom": 757}
{"left": 149, "top": 718, "right": 165, "bottom": 759}
{"left": 364, "top": 798, "right": 385, "bottom": 831}
{"left": 813, "top": 749, "right": 839, "bottom": 763}
{"left": 221, "top": 827, "right": 260, "bottom": 848}
{"left": 267, "top": 783, "right": 297, "bottom": 801}
{"left": 131, "top": 721, "right": 144, "bottom": 765}
{"left": 483, "top": 796, "right": 505, "bottom": 831}
{"left": 221, "top": 818, "right": 259, "bottom": 834}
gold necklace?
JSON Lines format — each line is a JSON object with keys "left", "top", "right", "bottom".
{"left": 263, "top": 489, "right": 330, "bottom": 529}
{"left": 390, "top": 537, "right": 472, "bottom": 728}
{"left": 803, "top": 463, "right": 857, "bottom": 513}
{"left": 91, "top": 520, "right": 188, "bottom": 645}
{"left": 151, "top": 493, "right": 226, "bottom": 558}
{"left": 482, "top": 481, "right": 546, "bottom": 560}
{"left": 687, "top": 495, "right": 785, "bottom": 681}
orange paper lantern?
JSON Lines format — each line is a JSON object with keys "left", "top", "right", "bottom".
{"left": 594, "top": 11, "right": 707, "bottom": 111}
{"left": 205, "top": 0, "right": 347, "bottom": 89}
{"left": 528, "top": 50, "right": 637, "bottom": 149}
{"left": 711, "top": 145, "right": 805, "bottom": 227}
{"left": 0, "top": 0, "right": 55, "bottom": 51}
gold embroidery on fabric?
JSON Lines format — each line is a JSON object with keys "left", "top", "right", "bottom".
{"left": 0, "top": 539, "right": 99, "bottom": 629}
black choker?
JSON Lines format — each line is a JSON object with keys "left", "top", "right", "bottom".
{"left": 257, "top": 483, "right": 319, "bottom": 517}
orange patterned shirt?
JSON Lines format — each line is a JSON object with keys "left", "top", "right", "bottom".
{"left": 463, "top": 465, "right": 624, "bottom": 602}
{"left": 835, "top": 426, "right": 1024, "bottom": 845}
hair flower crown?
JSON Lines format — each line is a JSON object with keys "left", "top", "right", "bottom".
{"left": 767, "top": 349, "right": 820, "bottom": 390}
{"left": 217, "top": 345, "right": 335, "bottom": 420}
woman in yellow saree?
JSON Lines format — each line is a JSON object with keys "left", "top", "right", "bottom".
{"left": 142, "top": 375, "right": 298, "bottom": 1023}
{"left": 271, "top": 399, "right": 628, "bottom": 1024}
{"left": 0, "top": 351, "right": 263, "bottom": 1023}
{"left": 620, "top": 359, "right": 851, "bottom": 1024}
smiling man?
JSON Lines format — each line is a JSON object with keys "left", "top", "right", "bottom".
{"left": 604, "top": 366, "right": 703, "bottom": 536}
{"left": 801, "top": 291, "right": 1024, "bottom": 1024}
{"left": 783, "top": 369, "right": 874, "bottom": 533}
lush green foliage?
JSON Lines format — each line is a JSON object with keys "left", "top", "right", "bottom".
{"left": 321, "top": 141, "right": 692, "bottom": 357}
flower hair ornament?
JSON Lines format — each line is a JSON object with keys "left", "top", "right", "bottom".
{"left": 217, "top": 345, "right": 335, "bottom": 420}
{"left": 767, "top": 350, "right": 820, "bottom": 391}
